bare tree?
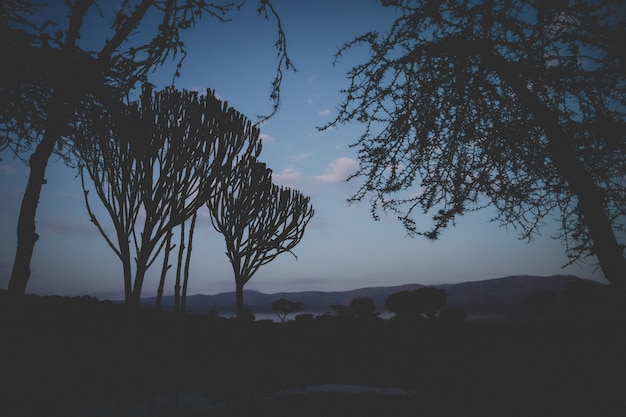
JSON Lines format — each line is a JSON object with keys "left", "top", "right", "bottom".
{"left": 1, "top": 0, "right": 293, "bottom": 296}
{"left": 75, "top": 86, "right": 261, "bottom": 306}
{"left": 209, "top": 158, "right": 314, "bottom": 319}
{"left": 323, "top": 0, "right": 626, "bottom": 291}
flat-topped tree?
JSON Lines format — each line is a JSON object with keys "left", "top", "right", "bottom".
{"left": 209, "top": 158, "right": 314, "bottom": 319}
{"left": 75, "top": 86, "right": 261, "bottom": 306}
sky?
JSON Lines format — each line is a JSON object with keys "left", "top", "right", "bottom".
{"left": 0, "top": 0, "right": 608, "bottom": 300}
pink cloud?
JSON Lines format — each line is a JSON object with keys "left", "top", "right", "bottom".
{"left": 272, "top": 167, "right": 303, "bottom": 187}
{"left": 1, "top": 164, "right": 16, "bottom": 175}
{"left": 315, "top": 157, "right": 358, "bottom": 184}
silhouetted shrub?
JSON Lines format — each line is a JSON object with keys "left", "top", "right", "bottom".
{"left": 385, "top": 290, "right": 420, "bottom": 317}
{"left": 295, "top": 313, "right": 315, "bottom": 323}
{"left": 385, "top": 287, "right": 447, "bottom": 319}
{"left": 349, "top": 297, "right": 378, "bottom": 320}
{"left": 415, "top": 287, "right": 447, "bottom": 318}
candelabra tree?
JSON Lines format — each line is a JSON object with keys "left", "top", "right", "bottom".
{"left": 75, "top": 86, "right": 261, "bottom": 306}
{"left": 2, "top": 0, "right": 292, "bottom": 297}
{"left": 209, "top": 158, "right": 314, "bottom": 319}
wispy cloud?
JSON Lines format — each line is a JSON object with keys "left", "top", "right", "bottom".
{"left": 272, "top": 167, "right": 303, "bottom": 187}
{"left": 259, "top": 133, "right": 275, "bottom": 144}
{"left": 315, "top": 157, "right": 358, "bottom": 184}
{"left": 288, "top": 153, "right": 313, "bottom": 164}
{"left": 318, "top": 109, "right": 330, "bottom": 116}
{"left": 1, "top": 164, "right": 16, "bottom": 176}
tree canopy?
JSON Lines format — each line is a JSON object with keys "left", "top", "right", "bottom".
{"left": 324, "top": 0, "right": 626, "bottom": 288}
{"left": 209, "top": 158, "right": 314, "bottom": 318}
{"left": 75, "top": 86, "right": 261, "bottom": 306}
{"left": 1, "top": 0, "right": 293, "bottom": 296}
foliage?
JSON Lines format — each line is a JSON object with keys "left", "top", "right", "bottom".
{"left": 415, "top": 287, "right": 447, "bottom": 319}
{"left": 75, "top": 86, "right": 261, "bottom": 305}
{"left": 385, "top": 287, "right": 447, "bottom": 319}
{"left": 324, "top": 0, "right": 626, "bottom": 287}
{"left": 1, "top": 0, "right": 291, "bottom": 157}
{"left": 271, "top": 298, "right": 304, "bottom": 323}
{"left": 209, "top": 158, "right": 314, "bottom": 318}
{"left": 1, "top": 0, "right": 293, "bottom": 296}
{"left": 349, "top": 296, "right": 379, "bottom": 320}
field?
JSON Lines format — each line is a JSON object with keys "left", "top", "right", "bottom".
{"left": 1, "top": 293, "right": 625, "bottom": 416}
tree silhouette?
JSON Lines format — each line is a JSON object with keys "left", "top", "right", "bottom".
{"left": 385, "top": 287, "right": 447, "bottom": 319}
{"left": 271, "top": 298, "right": 304, "bottom": 323}
{"left": 385, "top": 290, "right": 421, "bottom": 319}
{"left": 209, "top": 158, "right": 314, "bottom": 319}
{"left": 1, "top": 0, "right": 293, "bottom": 297}
{"left": 75, "top": 86, "right": 261, "bottom": 306}
{"left": 323, "top": 0, "right": 626, "bottom": 292}
{"left": 415, "top": 287, "right": 447, "bottom": 319}
{"left": 349, "top": 296, "right": 378, "bottom": 320}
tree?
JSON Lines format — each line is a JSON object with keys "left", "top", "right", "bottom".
{"left": 349, "top": 296, "right": 378, "bottom": 320}
{"left": 1, "top": 0, "right": 293, "bottom": 296}
{"left": 385, "top": 287, "right": 447, "bottom": 319}
{"left": 75, "top": 86, "right": 261, "bottom": 306}
{"left": 209, "top": 158, "right": 314, "bottom": 319}
{"left": 271, "top": 298, "right": 304, "bottom": 323}
{"left": 385, "top": 290, "right": 421, "bottom": 318}
{"left": 414, "top": 287, "right": 447, "bottom": 319}
{"left": 324, "top": 0, "right": 626, "bottom": 291}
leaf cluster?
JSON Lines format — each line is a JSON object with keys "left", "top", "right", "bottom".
{"left": 322, "top": 0, "right": 626, "bottom": 265}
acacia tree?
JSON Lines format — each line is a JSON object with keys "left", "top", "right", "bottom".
{"left": 1, "top": 0, "right": 293, "bottom": 296}
{"left": 209, "top": 158, "right": 314, "bottom": 319}
{"left": 271, "top": 298, "right": 304, "bottom": 323}
{"left": 324, "top": 0, "right": 626, "bottom": 291}
{"left": 75, "top": 86, "right": 262, "bottom": 306}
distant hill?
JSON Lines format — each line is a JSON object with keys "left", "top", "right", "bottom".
{"left": 142, "top": 275, "right": 604, "bottom": 319}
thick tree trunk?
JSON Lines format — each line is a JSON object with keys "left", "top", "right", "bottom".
{"left": 235, "top": 280, "right": 245, "bottom": 319}
{"left": 483, "top": 48, "right": 626, "bottom": 291}
{"left": 7, "top": 103, "right": 66, "bottom": 296}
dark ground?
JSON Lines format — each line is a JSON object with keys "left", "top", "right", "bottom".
{"left": 1, "top": 293, "right": 625, "bottom": 417}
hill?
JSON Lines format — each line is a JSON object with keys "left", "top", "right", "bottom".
{"left": 142, "top": 274, "right": 602, "bottom": 319}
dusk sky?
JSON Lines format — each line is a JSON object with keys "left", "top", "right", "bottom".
{"left": 0, "top": 0, "right": 607, "bottom": 300}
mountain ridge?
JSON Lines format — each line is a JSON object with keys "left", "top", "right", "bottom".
{"left": 143, "top": 274, "right": 604, "bottom": 318}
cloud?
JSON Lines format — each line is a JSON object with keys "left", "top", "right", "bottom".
{"left": 288, "top": 153, "right": 313, "bottom": 164}
{"left": 259, "top": 133, "right": 275, "bottom": 144}
{"left": 1, "top": 164, "right": 16, "bottom": 175}
{"left": 315, "top": 157, "right": 358, "bottom": 184}
{"left": 272, "top": 167, "right": 303, "bottom": 187}
{"left": 318, "top": 109, "right": 330, "bottom": 116}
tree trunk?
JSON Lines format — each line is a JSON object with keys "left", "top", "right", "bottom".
{"left": 181, "top": 212, "right": 197, "bottom": 314}
{"left": 7, "top": 100, "right": 66, "bottom": 296}
{"left": 482, "top": 47, "right": 626, "bottom": 291}
{"left": 156, "top": 231, "right": 173, "bottom": 311}
{"left": 235, "top": 280, "right": 245, "bottom": 319}
{"left": 173, "top": 222, "right": 185, "bottom": 314}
